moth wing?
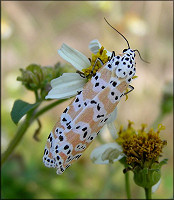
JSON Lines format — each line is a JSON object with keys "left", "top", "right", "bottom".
{"left": 43, "top": 60, "right": 114, "bottom": 173}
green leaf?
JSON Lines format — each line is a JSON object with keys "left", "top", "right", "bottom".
{"left": 159, "top": 158, "right": 168, "bottom": 167}
{"left": 11, "top": 100, "right": 40, "bottom": 125}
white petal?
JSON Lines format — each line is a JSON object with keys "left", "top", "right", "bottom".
{"left": 90, "top": 143, "right": 124, "bottom": 164}
{"left": 58, "top": 43, "right": 91, "bottom": 71}
{"left": 107, "top": 122, "right": 118, "bottom": 140}
{"left": 107, "top": 107, "right": 117, "bottom": 123}
{"left": 89, "top": 39, "right": 102, "bottom": 54}
{"left": 106, "top": 107, "right": 118, "bottom": 139}
{"left": 152, "top": 179, "right": 161, "bottom": 193}
{"left": 89, "top": 39, "right": 112, "bottom": 57}
{"left": 45, "top": 73, "right": 87, "bottom": 99}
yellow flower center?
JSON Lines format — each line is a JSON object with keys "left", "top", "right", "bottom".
{"left": 116, "top": 121, "right": 167, "bottom": 167}
{"left": 82, "top": 46, "right": 109, "bottom": 80}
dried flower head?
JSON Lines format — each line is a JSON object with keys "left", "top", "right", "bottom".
{"left": 116, "top": 121, "right": 167, "bottom": 168}
{"left": 116, "top": 121, "right": 168, "bottom": 189}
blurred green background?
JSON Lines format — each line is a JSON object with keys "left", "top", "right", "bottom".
{"left": 1, "top": 1, "right": 173, "bottom": 199}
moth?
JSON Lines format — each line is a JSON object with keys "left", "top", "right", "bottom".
{"left": 43, "top": 18, "right": 144, "bottom": 174}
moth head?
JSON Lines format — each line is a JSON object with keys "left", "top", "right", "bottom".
{"left": 115, "top": 49, "right": 136, "bottom": 79}
{"left": 104, "top": 18, "right": 148, "bottom": 79}
{"left": 122, "top": 48, "right": 135, "bottom": 57}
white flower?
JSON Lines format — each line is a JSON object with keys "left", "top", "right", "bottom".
{"left": 45, "top": 43, "right": 90, "bottom": 100}
{"left": 45, "top": 40, "right": 111, "bottom": 100}
{"left": 90, "top": 142, "right": 124, "bottom": 164}
{"left": 45, "top": 73, "right": 87, "bottom": 99}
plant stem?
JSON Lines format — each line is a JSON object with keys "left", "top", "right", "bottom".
{"left": 125, "top": 172, "right": 131, "bottom": 199}
{"left": 33, "top": 99, "right": 66, "bottom": 119}
{"left": 145, "top": 187, "right": 152, "bottom": 199}
{"left": 1, "top": 110, "right": 34, "bottom": 165}
{"left": 34, "top": 90, "right": 39, "bottom": 101}
{"left": 1, "top": 99, "right": 67, "bottom": 166}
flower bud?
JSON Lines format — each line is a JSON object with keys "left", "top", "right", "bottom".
{"left": 17, "top": 62, "right": 71, "bottom": 99}
{"left": 133, "top": 159, "right": 167, "bottom": 188}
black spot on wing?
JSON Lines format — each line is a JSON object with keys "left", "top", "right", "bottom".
{"left": 67, "top": 125, "right": 71, "bottom": 129}
{"left": 91, "top": 100, "right": 97, "bottom": 104}
{"left": 82, "top": 127, "right": 87, "bottom": 131}
{"left": 62, "top": 118, "right": 67, "bottom": 122}
{"left": 95, "top": 75, "right": 99, "bottom": 80}
{"left": 83, "top": 131, "right": 88, "bottom": 138}
{"left": 64, "top": 145, "right": 69, "bottom": 150}
{"left": 107, "top": 64, "right": 111, "bottom": 68}
{"left": 97, "top": 104, "right": 101, "bottom": 111}
{"left": 115, "top": 61, "right": 119, "bottom": 65}
{"left": 75, "top": 98, "right": 79, "bottom": 102}
{"left": 76, "top": 125, "right": 80, "bottom": 129}
{"left": 97, "top": 114, "right": 105, "bottom": 118}
{"left": 95, "top": 82, "right": 99, "bottom": 87}
{"left": 63, "top": 107, "right": 68, "bottom": 113}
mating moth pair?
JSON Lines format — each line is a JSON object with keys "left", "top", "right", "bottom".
{"left": 43, "top": 19, "right": 141, "bottom": 174}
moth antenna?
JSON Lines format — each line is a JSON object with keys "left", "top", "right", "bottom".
{"left": 133, "top": 49, "right": 150, "bottom": 64}
{"left": 104, "top": 17, "right": 130, "bottom": 49}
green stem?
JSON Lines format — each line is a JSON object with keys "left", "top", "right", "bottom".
{"left": 125, "top": 172, "right": 131, "bottom": 199}
{"left": 1, "top": 99, "right": 67, "bottom": 166}
{"left": 1, "top": 110, "right": 34, "bottom": 166}
{"left": 34, "top": 90, "right": 39, "bottom": 101}
{"left": 145, "top": 187, "right": 152, "bottom": 199}
{"left": 33, "top": 99, "right": 66, "bottom": 119}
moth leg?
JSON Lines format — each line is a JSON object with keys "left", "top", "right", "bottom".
{"left": 91, "top": 57, "right": 104, "bottom": 75}
{"left": 123, "top": 85, "right": 134, "bottom": 95}
{"left": 108, "top": 51, "right": 115, "bottom": 61}
{"left": 76, "top": 70, "right": 86, "bottom": 78}
{"left": 110, "top": 51, "right": 116, "bottom": 60}
{"left": 33, "top": 119, "right": 41, "bottom": 142}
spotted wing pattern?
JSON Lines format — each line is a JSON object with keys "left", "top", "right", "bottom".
{"left": 43, "top": 49, "right": 136, "bottom": 174}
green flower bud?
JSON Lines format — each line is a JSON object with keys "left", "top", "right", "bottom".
{"left": 17, "top": 62, "right": 72, "bottom": 99}
{"left": 133, "top": 159, "right": 168, "bottom": 188}
{"left": 17, "top": 64, "right": 45, "bottom": 91}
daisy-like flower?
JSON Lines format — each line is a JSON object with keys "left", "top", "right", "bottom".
{"left": 90, "top": 121, "right": 168, "bottom": 199}
{"left": 45, "top": 39, "right": 112, "bottom": 100}
{"left": 116, "top": 122, "right": 167, "bottom": 168}
{"left": 118, "top": 122, "right": 167, "bottom": 190}
{"left": 91, "top": 121, "right": 167, "bottom": 192}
